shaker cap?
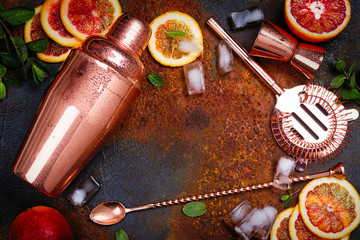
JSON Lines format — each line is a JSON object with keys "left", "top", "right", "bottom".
{"left": 107, "top": 13, "right": 151, "bottom": 56}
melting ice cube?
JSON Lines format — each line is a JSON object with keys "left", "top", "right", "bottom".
{"left": 183, "top": 62, "right": 205, "bottom": 95}
{"left": 69, "top": 176, "right": 101, "bottom": 206}
{"left": 230, "top": 8, "right": 264, "bottom": 30}
{"left": 216, "top": 40, "right": 233, "bottom": 75}
{"left": 235, "top": 206, "right": 277, "bottom": 240}
{"left": 273, "top": 156, "right": 296, "bottom": 190}
{"left": 178, "top": 40, "right": 201, "bottom": 53}
{"left": 224, "top": 199, "right": 252, "bottom": 228}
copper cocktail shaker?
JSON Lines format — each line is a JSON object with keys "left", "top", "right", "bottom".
{"left": 12, "top": 14, "right": 151, "bottom": 197}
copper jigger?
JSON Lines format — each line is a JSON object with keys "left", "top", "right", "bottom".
{"left": 250, "top": 19, "right": 325, "bottom": 80}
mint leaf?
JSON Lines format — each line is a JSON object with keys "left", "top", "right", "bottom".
{"left": 350, "top": 73, "right": 356, "bottom": 89}
{"left": 0, "top": 52, "right": 21, "bottom": 68}
{"left": 284, "top": 195, "right": 292, "bottom": 208}
{"left": 11, "top": 36, "right": 28, "bottom": 63}
{"left": 147, "top": 72, "right": 164, "bottom": 87}
{"left": 33, "top": 57, "right": 50, "bottom": 74}
{"left": 335, "top": 58, "right": 346, "bottom": 71}
{"left": 3, "top": 75, "right": 21, "bottom": 88}
{"left": 0, "top": 82, "right": 6, "bottom": 99}
{"left": 280, "top": 195, "right": 290, "bottom": 201}
{"left": 341, "top": 88, "right": 360, "bottom": 100}
{"left": 330, "top": 74, "right": 346, "bottom": 89}
{"left": 182, "top": 202, "right": 207, "bottom": 217}
{"left": 347, "top": 59, "right": 358, "bottom": 76}
{"left": 166, "top": 30, "right": 186, "bottom": 38}
{"left": 32, "top": 64, "right": 48, "bottom": 85}
{"left": 26, "top": 39, "right": 48, "bottom": 53}
{"left": 115, "top": 229, "right": 129, "bottom": 240}
{"left": 0, "top": 7, "right": 35, "bottom": 25}
{"left": 0, "top": 24, "right": 5, "bottom": 39}
{"left": 0, "top": 65, "right": 6, "bottom": 78}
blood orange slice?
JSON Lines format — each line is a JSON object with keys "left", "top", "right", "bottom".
{"left": 289, "top": 205, "right": 349, "bottom": 240}
{"left": 298, "top": 177, "right": 360, "bottom": 239}
{"left": 148, "top": 11, "right": 203, "bottom": 67}
{"left": 60, "top": 0, "right": 122, "bottom": 41}
{"left": 41, "top": 0, "right": 82, "bottom": 47}
{"left": 285, "top": 0, "right": 351, "bottom": 42}
{"left": 270, "top": 207, "right": 293, "bottom": 240}
{"left": 24, "top": 5, "right": 71, "bottom": 63}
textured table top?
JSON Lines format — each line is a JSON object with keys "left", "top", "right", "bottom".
{"left": 1, "top": 0, "right": 359, "bottom": 239}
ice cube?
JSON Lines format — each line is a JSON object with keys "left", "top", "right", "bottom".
{"left": 254, "top": 206, "right": 278, "bottom": 240}
{"left": 235, "top": 206, "right": 277, "bottom": 240}
{"left": 276, "top": 156, "right": 296, "bottom": 176}
{"left": 178, "top": 40, "right": 201, "bottom": 53}
{"left": 230, "top": 8, "right": 264, "bottom": 30}
{"left": 183, "top": 62, "right": 205, "bottom": 95}
{"left": 273, "top": 156, "right": 296, "bottom": 190}
{"left": 68, "top": 176, "right": 101, "bottom": 206}
{"left": 216, "top": 40, "right": 233, "bottom": 75}
{"left": 224, "top": 199, "right": 252, "bottom": 228}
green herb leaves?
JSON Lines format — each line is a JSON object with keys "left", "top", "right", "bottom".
{"left": 280, "top": 189, "right": 293, "bottom": 209}
{"left": 115, "top": 229, "right": 129, "bottom": 240}
{"left": 166, "top": 30, "right": 186, "bottom": 38}
{"left": 330, "top": 58, "right": 359, "bottom": 104}
{"left": 0, "top": 7, "right": 34, "bottom": 25}
{"left": 147, "top": 72, "right": 164, "bottom": 87}
{"left": 182, "top": 202, "right": 207, "bottom": 217}
{"left": 0, "top": 5, "right": 49, "bottom": 100}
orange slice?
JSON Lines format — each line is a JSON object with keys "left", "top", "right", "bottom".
{"left": 270, "top": 207, "right": 293, "bottom": 240}
{"left": 41, "top": 0, "right": 82, "bottom": 47}
{"left": 298, "top": 177, "right": 360, "bottom": 239}
{"left": 289, "top": 204, "right": 350, "bottom": 240}
{"left": 24, "top": 5, "right": 71, "bottom": 63}
{"left": 148, "top": 11, "right": 203, "bottom": 67}
{"left": 60, "top": 0, "right": 122, "bottom": 41}
{"left": 285, "top": 0, "right": 351, "bottom": 42}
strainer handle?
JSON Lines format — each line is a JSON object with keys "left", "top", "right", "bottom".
{"left": 207, "top": 17, "right": 285, "bottom": 96}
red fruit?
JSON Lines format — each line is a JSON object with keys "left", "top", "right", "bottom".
{"left": 9, "top": 206, "right": 73, "bottom": 240}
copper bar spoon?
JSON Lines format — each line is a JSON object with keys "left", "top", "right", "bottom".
{"left": 89, "top": 163, "right": 344, "bottom": 225}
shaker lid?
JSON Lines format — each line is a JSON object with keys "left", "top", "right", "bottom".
{"left": 107, "top": 13, "right": 151, "bottom": 56}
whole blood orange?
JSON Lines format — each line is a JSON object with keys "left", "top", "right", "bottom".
{"left": 41, "top": 0, "right": 82, "bottom": 47}
{"left": 285, "top": 0, "right": 351, "bottom": 42}
{"left": 289, "top": 205, "right": 349, "bottom": 240}
{"left": 24, "top": 5, "right": 71, "bottom": 63}
{"left": 60, "top": 0, "right": 122, "bottom": 41}
{"left": 9, "top": 206, "right": 73, "bottom": 240}
{"left": 298, "top": 177, "right": 360, "bottom": 239}
{"left": 270, "top": 207, "right": 293, "bottom": 240}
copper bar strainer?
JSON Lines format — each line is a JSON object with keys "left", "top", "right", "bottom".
{"left": 207, "top": 17, "right": 358, "bottom": 166}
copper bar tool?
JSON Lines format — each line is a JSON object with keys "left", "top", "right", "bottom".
{"left": 206, "top": 17, "right": 358, "bottom": 165}
{"left": 90, "top": 163, "right": 345, "bottom": 225}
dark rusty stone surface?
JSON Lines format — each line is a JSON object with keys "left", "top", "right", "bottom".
{"left": 0, "top": 0, "right": 359, "bottom": 239}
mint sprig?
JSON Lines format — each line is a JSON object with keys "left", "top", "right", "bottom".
{"left": 166, "top": 30, "right": 186, "bottom": 38}
{"left": 330, "top": 58, "right": 359, "bottom": 104}
{"left": 0, "top": 6, "right": 49, "bottom": 100}
{"left": 280, "top": 189, "right": 293, "bottom": 209}
{"left": 182, "top": 202, "right": 207, "bottom": 217}
{"left": 115, "top": 229, "right": 129, "bottom": 240}
{"left": 147, "top": 72, "right": 164, "bottom": 87}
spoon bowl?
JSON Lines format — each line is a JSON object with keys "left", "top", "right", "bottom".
{"left": 90, "top": 201, "right": 126, "bottom": 225}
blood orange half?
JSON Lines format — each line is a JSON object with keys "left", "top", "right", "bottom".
{"left": 298, "top": 177, "right": 360, "bottom": 239}
{"left": 289, "top": 205, "right": 349, "bottom": 240}
{"left": 24, "top": 5, "right": 71, "bottom": 63}
{"left": 60, "top": 0, "right": 122, "bottom": 41}
{"left": 270, "top": 207, "right": 293, "bottom": 240}
{"left": 285, "top": 0, "right": 351, "bottom": 42}
{"left": 41, "top": 0, "right": 82, "bottom": 47}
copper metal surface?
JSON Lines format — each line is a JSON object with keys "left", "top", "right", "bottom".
{"left": 250, "top": 20, "right": 325, "bottom": 80}
{"left": 207, "top": 17, "right": 357, "bottom": 163}
{"left": 12, "top": 14, "right": 151, "bottom": 197}
{"left": 1, "top": 0, "right": 360, "bottom": 239}
{"left": 250, "top": 19, "right": 298, "bottom": 62}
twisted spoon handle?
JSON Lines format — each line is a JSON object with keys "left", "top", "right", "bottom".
{"left": 126, "top": 163, "right": 345, "bottom": 212}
